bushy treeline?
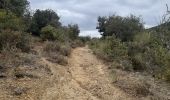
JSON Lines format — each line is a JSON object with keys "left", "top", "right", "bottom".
{"left": 90, "top": 14, "right": 170, "bottom": 82}
{"left": 97, "top": 15, "right": 144, "bottom": 41}
{"left": 0, "top": 1, "right": 28, "bottom": 51}
{"left": 0, "top": 0, "right": 85, "bottom": 70}
{"left": 0, "top": 0, "right": 81, "bottom": 53}
{"left": 28, "top": 9, "right": 80, "bottom": 41}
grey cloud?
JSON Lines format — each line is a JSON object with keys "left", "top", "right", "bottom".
{"left": 28, "top": 0, "right": 170, "bottom": 37}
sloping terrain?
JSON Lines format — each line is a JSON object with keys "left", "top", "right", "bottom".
{"left": 0, "top": 44, "right": 170, "bottom": 100}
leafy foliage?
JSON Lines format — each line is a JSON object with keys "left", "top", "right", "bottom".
{"left": 0, "top": 0, "right": 29, "bottom": 17}
{"left": 92, "top": 13, "right": 170, "bottom": 83}
{"left": 79, "top": 36, "right": 91, "bottom": 44}
{"left": 0, "top": 9, "right": 25, "bottom": 31}
{"left": 89, "top": 36, "right": 128, "bottom": 62}
{"left": 97, "top": 15, "right": 144, "bottom": 41}
{"left": 67, "top": 24, "right": 80, "bottom": 40}
{"left": 40, "top": 25, "right": 59, "bottom": 41}
{"left": 30, "top": 9, "right": 61, "bottom": 35}
{"left": 0, "top": 0, "right": 31, "bottom": 53}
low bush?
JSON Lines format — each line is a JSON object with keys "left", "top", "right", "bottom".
{"left": 71, "top": 39, "right": 84, "bottom": 48}
{"left": 128, "top": 32, "right": 170, "bottom": 78}
{"left": 0, "top": 9, "right": 25, "bottom": 31}
{"left": 67, "top": 24, "right": 80, "bottom": 40}
{"left": 165, "top": 69, "right": 170, "bottom": 82}
{"left": 43, "top": 41, "right": 71, "bottom": 65}
{"left": 0, "top": 30, "right": 31, "bottom": 52}
{"left": 89, "top": 36, "right": 128, "bottom": 62}
{"left": 43, "top": 41, "right": 61, "bottom": 52}
{"left": 89, "top": 32, "right": 170, "bottom": 82}
{"left": 43, "top": 41, "right": 71, "bottom": 56}
{"left": 79, "top": 36, "right": 91, "bottom": 44}
{"left": 40, "top": 24, "right": 81, "bottom": 44}
{"left": 41, "top": 25, "right": 60, "bottom": 41}
{"left": 60, "top": 44, "right": 71, "bottom": 56}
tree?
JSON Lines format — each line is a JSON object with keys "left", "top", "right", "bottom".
{"left": 0, "top": 0, "right": 4, "bottom": 9}
{"left": 0, "top": 0, "right": 29, "bottom": 17}
{"left": 23, "top": 10, "right": 32, "bottom": 32}
{"left": 97, "top": 14, "right": 144, "bottom": 41}
{"left": 68, "top": 24, "right": 80, "bottom": 40}
{"left": 96, "top": 16, "right": 107, "bottom": 36}
{"left": 30, "top": 9, "right": 61, "bottom": 35}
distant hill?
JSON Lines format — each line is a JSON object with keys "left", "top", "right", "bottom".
{"left": 147, "top": 22, "right": 170, "bottom": 32}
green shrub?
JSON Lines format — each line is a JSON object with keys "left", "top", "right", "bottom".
{"left": 40, "top": 25, "right": 58, "bottom": 41}
{"left": 129, "top": 32, "right": 170, "bottom": 79}
{"left": 67, "top": 24, "right": 80, "bottom": 40}
{"left": 1, "top": 0, "right": 29, "bottom": 17}
{"left": 90, "top": 31, "right": 170, "bottom": 82}
{"left": 104, "top": 36, "right": 128, "bottom": 60}
{"left": 16, "top": 33, "right": 31, "bottom": 52}
{"left": 79, "top": 36, "right": 91, "bottom": 44}
{"left": 97, "top": 14, "right": 144, "bottom": 41}
{"left": 131, "top": 53, "right": 146, "bottom": 71}
{"left": 40, "top": 25, "right": 68, "bottom": 42}
{"left": 165, "top": 69, "right": 170, "bottom": 82}
{"left": 30, "top": 9, "right": 61, "bottom": 35}
{"left": 0, "top": 9, "right": 25, "bottom": 31}
{"left": 89, "top": 36, "right": 128, "bottom": 61}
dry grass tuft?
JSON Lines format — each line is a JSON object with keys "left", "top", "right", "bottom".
{"left": 43, "top": 41, "right": 71, "bottom": 65}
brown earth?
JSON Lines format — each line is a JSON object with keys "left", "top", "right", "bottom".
{"left": 0, "top": 45, "right": 169, "bottom": 100}
{"left": 41, "top": 46, "right": 136, "bottom": 100}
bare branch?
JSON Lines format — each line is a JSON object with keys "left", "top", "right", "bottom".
{"left": 166, "top": 4, "right": 170, "bottom": 13}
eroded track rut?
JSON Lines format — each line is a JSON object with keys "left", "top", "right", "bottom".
{"left": 42, "top": 47, "right": 136, "bottom": 100}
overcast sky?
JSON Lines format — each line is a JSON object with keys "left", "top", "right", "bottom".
{"left": 28, "top": 0, "right": 170, "bottom": 37}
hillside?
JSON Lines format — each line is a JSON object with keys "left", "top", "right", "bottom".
{"left": 148, "top": 22, "right": 170, "bottom": 31}
{"left": 0, "top": 43, "right": 170, "bottom": 100}
{"left": 1, "top": 0, "right": 170, "bottom": 100}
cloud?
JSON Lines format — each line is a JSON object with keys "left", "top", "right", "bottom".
{"left": 28, "top": 0, "right": 170, "bottom": 37}
{"left": 80, "top": 30, "right": 101, "bottom": 38}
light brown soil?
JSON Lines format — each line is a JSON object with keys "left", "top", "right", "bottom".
{"left": 41, "top": 46, "right": 136, "bottom": 100}
{"left": 1, "top": 45, "right": 169, "bottom": 100}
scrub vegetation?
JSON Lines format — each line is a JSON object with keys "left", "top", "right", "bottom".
{"left": 0, "top": 0, "right": 170, "bottom": 100}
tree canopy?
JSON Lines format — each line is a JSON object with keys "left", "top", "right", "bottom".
{"left": 97, "top": 15, "right": 144, "bottom": 41}
{"left": 68, "top": 24, "right": 80, "bottom": 40}
{"left": 0, "top": 0, "right": 29, "bottom": 17}
{"left": 30, "top": 9, "right": 61, "bottom": 35}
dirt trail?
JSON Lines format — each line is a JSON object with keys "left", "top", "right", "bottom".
{"left": 42, "top": 46, "right": 136, "bottom": 100}
{"left": 1, "top": 43, "right": 169, "bottom": 100}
